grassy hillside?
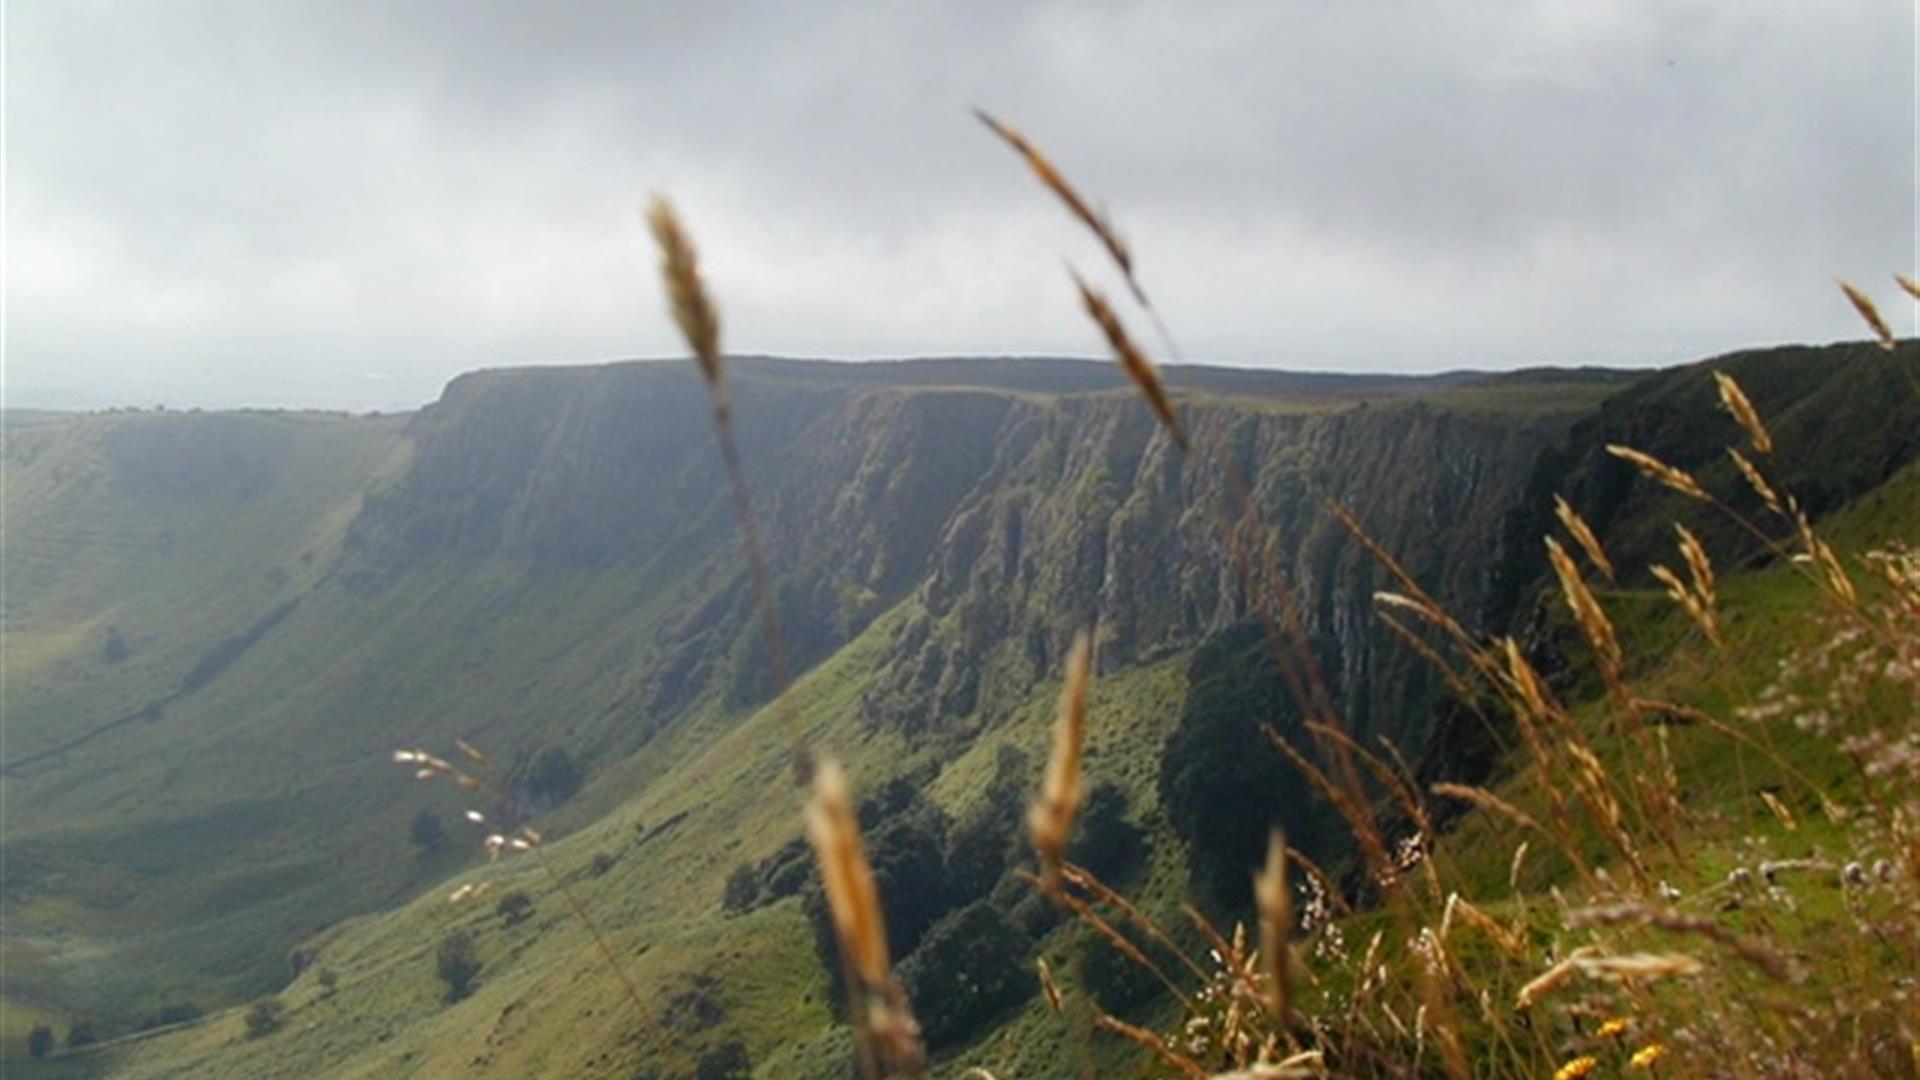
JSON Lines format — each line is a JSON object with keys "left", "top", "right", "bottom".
{"left": 1273, "top": 456, "right": 1919, "bottom": 1077}
{"left": 3, "top": 345, "right": 1910, "bottom": 1076}
{"left": 3, "top": 410, "right": 409, "bottom": 757}
{"left": 3, "top": 410, "right": 410, "bottom": 1031}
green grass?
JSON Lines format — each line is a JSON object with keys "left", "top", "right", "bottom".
{"left": 3, "top": 411, "right": 409, "bottom": 756}
{"left": 1308, "top": 460, "right": 1920, "bottom": 1072}
{"left": 4, "top": 574, "right": 1216, "bottom": 1078}
{"left": 0, "top": 406, "right": 764, "bottom": 1031}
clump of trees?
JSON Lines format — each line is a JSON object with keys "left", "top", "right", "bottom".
{"left": 409, "top": 809, "right": 446, "bottom": 853}
{"left": 436, "top": 931, "right": 480, "bottom": 1002}
{"left": 496, "top": 890, "right": 534, "bottom": 927}
{"left": 783, "top": 749, "right": 1150, "bottom": 1050}
{"left": 720, "top": 837, "right": 810, "bottom": 915}
{"left": 26, "top": 1024, "right": 53, "bottom": 1059}
{"left": 1072, "top": 783, "right": 1146, "bottom": 882}
{"left": 942, "top": 747, "right": 1031, "bottom": 900}
{"left": 694, "top": 1039, "right": 751, "bottom": 1079}
{"left": 663, "top": 974, "right": 727, "bottom": 1032}
{"left": 1075, "top": 916, "right": 1161, "bottom": 1011}
{"left": 897, "top": 900, "right": 1030, "bottom": 1045}
{"left": 523, "top": 745, "right": 582, "bottom": 808}
{"left": 1161, "top": 624, "right": 1329, "bottom": 907}
{"left": 243, "top": 999, "right": 285, "bottom": 1038}
{"left": 138, "top": 1001, "right": 204, "bottom": 1030}
{"left": 722, "top": 862, "right": 760, "bottom": 914}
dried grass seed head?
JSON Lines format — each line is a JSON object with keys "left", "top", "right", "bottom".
{"left": 1712, "top": 371, "right": 1772, "bottom": 455}
{"left": 1545, "top": 537, "right": 1623, "bottom": 677}
{"left": 1572, "top": 952, "right": 1705, "bottom": 982}
{"left": 973, "top": 108, "right": 1139, "bottom": 297}
{"left": 1553, "top": 495, "right": 1616, "bottom": 582}
{"left": 644, "top": 195, "right": 725, "bottom": 410}
{"left": 1070, "top": 271, "right": 1188, "bottom": 450}
{"left": 1838, "top": 279, "right": 1897, "bottom": 350}
{"left": 805, "top": 757, "right": 892, "bottom": 988}
{"left": 1605, "top": 445, "right": 1707, "bottom": 501}
{"left": 1727, "top": 448, "right": 1783, "bottom": 514}
{"left": 1031, "top": 631, "right": 1093, "bottom": 890}
{"left": 1253, "top": 829, "right": 1293, "bottom": 1025}
{"left": 1674, "top": 523, "right": 1716, "bottom": 602}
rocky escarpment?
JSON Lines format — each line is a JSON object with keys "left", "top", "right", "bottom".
{"left": 346, "top": 346, "right": 1912, "bottom": 780}
{"left": 342, "top": 358, "right": 1593, "bottom": 755}
{"left": 341, "top": 361, "right": 1029, "bottom": 718}
{"left": 860, "top": 392, "right": 1583, "bottom": 746}
{"left": 1486, "top": 340, "right": 1920, "bottom": 632}
{"left": 302, "top": 345, "right": 1920, "bottom": 901}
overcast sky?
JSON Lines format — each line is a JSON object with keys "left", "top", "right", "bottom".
{"left": 8, "top": 1, "right": 1915, "bottom": 410}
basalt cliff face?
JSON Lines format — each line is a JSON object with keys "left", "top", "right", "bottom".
{"left": 341, "top": 358, "right": 1585, "bottom": 752}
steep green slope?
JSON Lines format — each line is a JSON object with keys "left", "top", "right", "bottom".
{"left": 1487, "top": 340, "right": 1919, "bottom": 624}
{"left": 2, "top": 411, "right": 409, "bottom": 1024}
{"left": 3, "top": 410, "right": 409, "bottom": 760}
{"left": 4, "top": 346, "right": 1907, "bottom": 1077}
{"left": 9, "top": 603, "right": 1190, "bottom": 1078}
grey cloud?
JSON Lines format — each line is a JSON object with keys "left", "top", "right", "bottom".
{"left": 8, "top": 0, "right": 1914, "bottom": 409}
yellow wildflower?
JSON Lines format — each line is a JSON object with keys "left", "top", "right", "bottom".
{"left": 1630, "top": 1043, "right": 1668, "bottom": 1069}
{"left": 1555, "top": 1056, "right": 1599, "bottom": 1080}
{"left": 1596, "top": 1016, "right": 1631, "bottom": 1038}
